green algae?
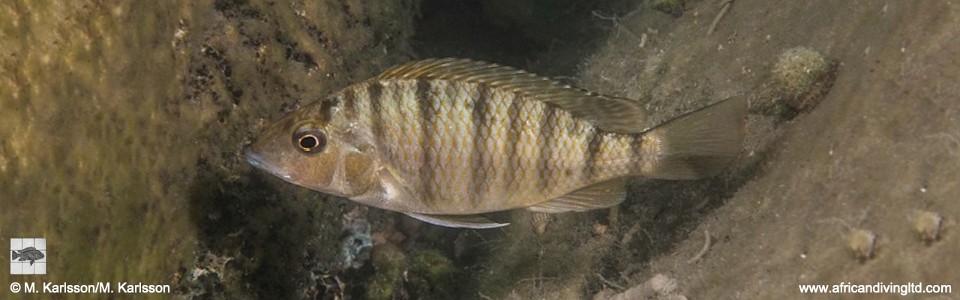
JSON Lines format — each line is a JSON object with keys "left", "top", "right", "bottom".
{"left": 366, "top": 244, "right": 407, "bottom": 300}
{"left": 410, "top": 249, "right": 454, "bottom": 282}
{"left": 364, "top": 244, "right": 459, "bottom": 300}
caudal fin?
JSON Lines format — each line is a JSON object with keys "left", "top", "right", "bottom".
{"left": 11, "top": 250, "right": 19, "bottom": 260}
{"left": 643, "top": 96, "right": 746, "bottom": 179}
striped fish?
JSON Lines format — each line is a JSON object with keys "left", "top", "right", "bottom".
{"left": 245, "top": 58, "right": 745, "bottom": 228}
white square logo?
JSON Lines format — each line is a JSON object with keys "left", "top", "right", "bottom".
{"left": 10, "top": 238, "right": 46, "bottom": 275}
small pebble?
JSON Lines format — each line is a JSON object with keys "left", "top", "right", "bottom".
{"left": 593, "top": 223, "right": 608, "bottom": 235}
{"left": 912, "top": 210, "right": 943, "bottom": 244}
{"left": 532, "top": 212, "right": 551, "bottom": 236}
{"left": 847, "top": 229, "right": 877, "bottom": 262}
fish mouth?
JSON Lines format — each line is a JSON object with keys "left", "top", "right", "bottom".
{"left": 244, "top": 147, "right": 292, "bottom": 180}
{"left": 243, "top": 147, "right": 266, "bottom": 169}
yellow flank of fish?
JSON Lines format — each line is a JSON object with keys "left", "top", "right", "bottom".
{"left": 245, "top": 58, "right": 746, "bottom": 228}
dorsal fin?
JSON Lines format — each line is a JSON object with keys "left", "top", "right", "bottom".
{"left": 377, "top": 58, "right": 649, "bottom": 133}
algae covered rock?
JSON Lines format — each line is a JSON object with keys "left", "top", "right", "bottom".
{"left": 366, "top": 243, "right": 409, "bottom": 300}
{"left": 753, "top": 46, "right": 838, "bottom": 118}
{"left": 365, "top": 245, "right": 458, "bottom": 300}
{"left": 410, "top": 249, "right": 455, "bottom": 284}
{"left": 773, "top": 47, "right": 831, "bottom": 100}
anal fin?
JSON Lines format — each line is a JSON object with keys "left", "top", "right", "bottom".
{"left": 405, "top": 212, "right": 509, "bottom": 229}
{"left": 527, "top": 179, "right": 627, "bottom": 213}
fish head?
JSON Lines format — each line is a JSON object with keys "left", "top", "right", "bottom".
{"left": 245, "top": 100, "right": 379, "bottom": 198}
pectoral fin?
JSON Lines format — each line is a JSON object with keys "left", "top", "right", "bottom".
{"left": 527, "top": 179, "right": 627, "bottom": 213}
{"left": 405, "top": 212, "right": 509, "bottom": 229}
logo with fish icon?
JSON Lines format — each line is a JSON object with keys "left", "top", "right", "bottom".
{"left": 10, "top": 238, "right": 47, "bottom": 275}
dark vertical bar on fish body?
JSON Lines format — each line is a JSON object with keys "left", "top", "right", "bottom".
{"left": 584, "top": 126, "right": 603, "bottom": 180}
{"left": 537, "top": 104, "right": 558, "bottom": 191}
{"left": 318, "top": 93, "right": 341, "bottom": 124}
{"left": 342, "top": 87, "right": 358, "bottom": 120}
{"left": 629, "top": 133, "right": 644, "bottom": 175}
{"left": 470, "top": 83, "right": 490, "bottom": 207}
{"left": 505, "top": 93, "right": 523, "bottom": 192}
{"left": 417, "top": 78, "right": 437, "bottom": 206}
{"left": 367, "top": 81, "right": 385, "bottom": 148}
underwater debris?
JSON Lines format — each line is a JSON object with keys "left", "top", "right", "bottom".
{"left": 706, "top": 0, "right": 735, "bottom": 36}
{"left": 603, "top": 273, "right": 687, "bottom": 300}
{"left": 593, "top": 223, "right": 609, "bottom": 236}
{"left": 337, "top": 207, "right": 374, "bottom": 270}
{"left": 175, "top": 252, "right": 233, "bottom": 298}
{"left": 651, "top": 0, "right": 686, "bottom": 17}
{"left": 532, "top": 212, "right": 552, "bottom": 236}
{"left": 180, "top": 268, "right": 222, "bottom": 297}
{"left": 685, "top": 229, "right": 711, "bottom": 264}
{"left": 308, "top": 271, "right": 346, "bottom": 300}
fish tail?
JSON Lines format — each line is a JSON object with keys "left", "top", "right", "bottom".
{"left": 11, "top": 250, "right": 18, "bottom": 260}
{"left": 640, "top": 96, "right": 746, "bottom": 179}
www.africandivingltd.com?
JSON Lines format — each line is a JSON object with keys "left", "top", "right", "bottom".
{"left": 799, "top": 281, "right": 953, "bottom": 296}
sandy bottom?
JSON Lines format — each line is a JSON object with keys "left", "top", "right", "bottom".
{"left": 575, "top": 1, "right": 960, "bottom": 299}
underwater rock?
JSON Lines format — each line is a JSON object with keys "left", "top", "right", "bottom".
{"left": 847, "top": 229, "right": 878, "bottom": 262}
{"left": 911, "top": 210, "right": 943, "bottom": 245}
{"left": 364, "top": 245, "right": 458, "bottom": 300}
{"left": 773, "top": 47, "right": 831, "bottom": 100}
{"left": 410, "top": 249, "right": 455, "bottom": 282}
{"left": 408, "top": 249, "right": 457, "bottom": 298}
{"left": 752, "top": 47, "right": 838, "bottom": 119}
{"left": 366, "top": 243, "right": 409, "bottom": 300}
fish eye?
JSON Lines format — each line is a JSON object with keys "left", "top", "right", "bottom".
{"left": 293, "top": 130, "right": 327, "bottom": 154}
